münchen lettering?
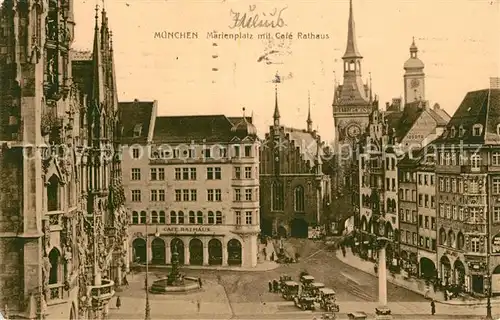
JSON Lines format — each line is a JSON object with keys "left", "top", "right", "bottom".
{"left": 154, "top": 31, "right": 199, "bottom": 39}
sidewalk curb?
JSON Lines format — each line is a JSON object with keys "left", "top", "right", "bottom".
{"left": 134, "top": 262, "right": 280, "bottom": 272}
{"left": 335, "top": 250, "right": 496, "bottom": 307}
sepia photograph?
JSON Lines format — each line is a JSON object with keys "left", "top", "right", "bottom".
{"left": 0, "top": 0, "right": 499, "bottom": 319}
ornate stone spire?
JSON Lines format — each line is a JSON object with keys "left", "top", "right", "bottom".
{"left": 343, "top": 0, "right": 362, "bottom": 59}
{"left": 307, "top": 91, "right": 312, "bottom": 132}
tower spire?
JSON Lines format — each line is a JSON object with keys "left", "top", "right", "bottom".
{"left": 343, "top": 0, "right": 362, "bottom": 59}
{"left": 273, "top": 72, "right": 281, "bottom": 124}
{"left": 92, "top": 4, "right": 104, "bottom": 105}
{"left": 307, "top": 91, "right": 313, "bottom": 132}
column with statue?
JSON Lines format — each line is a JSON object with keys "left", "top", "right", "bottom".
{"left": 375, "top": 233, "right": 392, "bottom": 319}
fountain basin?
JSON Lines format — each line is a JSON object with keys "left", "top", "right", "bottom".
{"left": 150, "top": 276, "right": 200, "bottom": 294}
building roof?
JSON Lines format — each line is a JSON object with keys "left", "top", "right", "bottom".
{"left": 152, "top": 115, "right": 237, "bottom": 143}
{"left": 393, "top": 101, "right": 424, "bottom": 140}
{"left": 433, "top": 89, "right": 500, "bottom": 145}
{"left": 227, "top": 117, "right": 252, "bottom": 125}
{"left": 282, "top": 127, "right": 322, "bottom": 165}
{"left": 118, "top": 100, "right": 155, "bottom": 144}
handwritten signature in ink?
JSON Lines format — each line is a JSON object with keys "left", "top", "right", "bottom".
{"left": 229, "top": 5, "right": 287, "bottom": 29}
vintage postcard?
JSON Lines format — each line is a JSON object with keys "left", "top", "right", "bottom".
{"left": 0, "top": 0, "right": 499, "bottom": 319}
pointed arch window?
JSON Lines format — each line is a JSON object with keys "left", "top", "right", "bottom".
{"left": 294, "top": 186, "right": 305, "bottom": 212}
{"left": 47, "top": 175, "right": 60, "bottom": 212}
{"left": 271, "top": 181, "right": 284, "bottom": 211}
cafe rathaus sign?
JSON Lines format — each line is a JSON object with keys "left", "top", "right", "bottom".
{"left": 163, "top": 226, "right": 211, "bottom": 233}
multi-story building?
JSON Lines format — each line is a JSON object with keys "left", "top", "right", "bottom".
{"left": 356, "top": 39, "right": 450, "bottom": 266}
{"left": 260, "top": 83, "right": 331, "bottom": 238}
{"left": 398, "top": 154, "right": 419, "bottom": 275}
{"left": 433, "top": 85, "right": 500, "bottom": 295}
{"left": 120, "top": 103, "right": 261, "bottom": 268}
{"left": 0, "top": 2, "right": 127, "bottom": 319}
{"left": 415, "top": 149, "right": 438, "bottom": 279}
{"left": 358, "top": 108, "right": 399, "bottom": 264}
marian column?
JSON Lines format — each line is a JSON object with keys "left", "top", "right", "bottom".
{"left": 375, "top": 236, "right": 392, "bottom": 319}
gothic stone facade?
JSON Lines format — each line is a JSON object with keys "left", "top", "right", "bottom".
{"left": 0, "top": 1, "right": 127, "bottom": 319}
{"left": 259, "top": 86, "right": 331, "bottom": 238}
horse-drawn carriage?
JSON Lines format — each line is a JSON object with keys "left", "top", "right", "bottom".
{"left": 281, "top": 281, "right": 299, "bottom": 300}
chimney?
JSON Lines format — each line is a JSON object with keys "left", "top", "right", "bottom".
{"left": 490, "top": 77, "right": 500, "bottom": 89}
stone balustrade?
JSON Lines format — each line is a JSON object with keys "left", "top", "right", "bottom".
{"left": 88, "top": 279, "right": 115, "bottom": 304}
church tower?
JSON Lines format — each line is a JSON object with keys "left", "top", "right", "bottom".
{"left": 403, "top": 38, "right": 425, "bottom": 104}
{"left": 332, "top": 0, "right": 372, "bottom": 147}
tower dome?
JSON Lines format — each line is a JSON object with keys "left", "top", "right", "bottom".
{"left": 404, "top": 38, "right": 424, "bottom": 70}
{"left": 231, "top": 108, "right": 257, "bottom": 138}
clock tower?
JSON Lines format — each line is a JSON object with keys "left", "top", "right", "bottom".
{"left": 332, "top": 0, "right": 372, "bottom": 147}
{"left": 403, "top": 38, "right": 425, "bottom": 104}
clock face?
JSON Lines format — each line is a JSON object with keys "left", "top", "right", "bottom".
{"left": 347, "top": 124, "right": 361, "bottom": 138}
{"left": 410, "top": 79, "right": 420, "bottom": 88}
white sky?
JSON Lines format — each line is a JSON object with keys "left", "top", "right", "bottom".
{"left": 72, "top": 0, "right": 500, "bottom": 141}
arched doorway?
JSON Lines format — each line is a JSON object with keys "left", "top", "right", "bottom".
{"left": 151, "top": 238, "right": 166, "bottom": 264}
{"left": 48, "top": 248, "right": 60, "bottom": 284}
{"left": 277, "top": 225, "right": 287, "bottom": 238}
{"left": 261, "top": 218, "right": 273, "bottom": 236}
{"left": 227, "top": 239, "right": 242, "bottom": 265}
{"left": 170, "top": 238, "right": 185, "bottom": 265}
{"left": 454, "top": 259, "right": 465, "bottom": 288}
{"left": 189, "top": 239, "right": 203, "bottom": 265}
{"left": 208, "top": 239, "right": 222, "bottom": 265}
{"left": 290, "top": 218, "right": 308, "bottom": 238}
{"left": 440, "top": 255, "right": 451, "bottom": 285}
{"left": 420, "top": 257, "right": 437, "bottom": 279}
{"left": 132, "top": 238, "right": 146, "bottom": 263}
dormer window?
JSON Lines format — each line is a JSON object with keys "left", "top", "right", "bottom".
{"left": 133, "top": 124, "right": 142, "bottom": 137}
{"left": 459, "top": 125, "right": 465, "bottom": 137}
{"left": 472, "top": 124, "right": 483, "bottom": 136}
{"left": 450, "top": 126, "right": 456, "bottom": 137}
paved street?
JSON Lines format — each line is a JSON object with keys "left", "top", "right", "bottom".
{"left": 109, "top": 239, "right": 500, "bottom": 319}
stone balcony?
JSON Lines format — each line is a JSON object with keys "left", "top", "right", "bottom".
{"left": 46, "top": 283, "right": 65, "bottom": 305}
{"left": 88, "top": 279, "right": 115, "bottom": 306}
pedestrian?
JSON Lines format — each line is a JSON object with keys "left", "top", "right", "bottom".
{"left": 341, "top": 246, "right": 346, "bottom": 257}
{"left": 430, "top": 299, "right": 435, "bottom": 315}
{"left": 268, "top": 281, "right": 272, "bottom": 292}
{"left": 198, "top": 277, "right": 202, "bottom": 288}
{"left": 116, "top": 295, "right": 121, "bottom": 309}
{"left": 196, "top": 300, "right": 201, "bottom": 312}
